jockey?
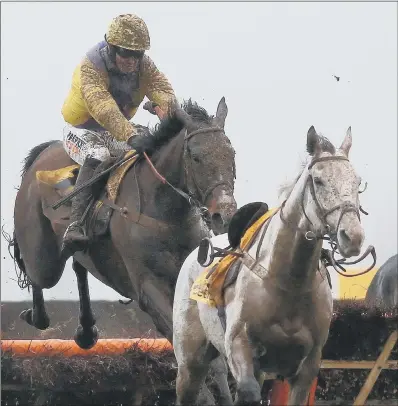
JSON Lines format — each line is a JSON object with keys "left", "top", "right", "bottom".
{"left": 60, "top": 13, "right": 176, "bottom": 258}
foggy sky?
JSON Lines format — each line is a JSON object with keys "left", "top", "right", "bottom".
{"left": 1, "top": 2, "right": 397, "bottom": 301}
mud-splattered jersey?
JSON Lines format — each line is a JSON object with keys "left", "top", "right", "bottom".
{"left": 61, "top": 41, "right": 176, "bottom": 141}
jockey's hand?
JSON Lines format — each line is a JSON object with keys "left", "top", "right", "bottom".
{"left": 127, "top": 125, "right": 155, "bottom": 154}
{"left": 143, "top": 101, "right": 158, "bottom": 115}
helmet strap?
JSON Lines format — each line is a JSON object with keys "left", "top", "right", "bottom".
{"left": 104, "top": 35, "right": 117, "bottom": 63}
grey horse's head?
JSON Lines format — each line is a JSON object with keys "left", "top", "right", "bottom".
{"left": 304, "top": 126, "right": 365, "bottom": 257}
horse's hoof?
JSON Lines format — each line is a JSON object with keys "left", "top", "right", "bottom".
{"left": 74, "top": 325, "right": 99, "bottom": 350}
{"left": 19, "top": 309, "right": 50, "bottom": 330}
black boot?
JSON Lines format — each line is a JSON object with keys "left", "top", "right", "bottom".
{"left": 61, "top": 157, "right": 101, "bottom": 258}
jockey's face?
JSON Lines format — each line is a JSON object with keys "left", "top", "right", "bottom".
{"left": 114, "top": 46, "right": 144, "bottom": 74}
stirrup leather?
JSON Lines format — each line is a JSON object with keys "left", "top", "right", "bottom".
{"left": 63, "top": 220, "right": 87, "bottom": 239}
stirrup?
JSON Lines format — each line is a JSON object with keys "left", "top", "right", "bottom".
{"left": 197, "top": 237, "right": 243, "bottom": 267}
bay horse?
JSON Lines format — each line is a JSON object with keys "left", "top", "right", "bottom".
{"left": 11, "top": 98, "right": 237, "bottom": 404}
{"left": 173, "top": 126, "right": 372, "bottom": 405}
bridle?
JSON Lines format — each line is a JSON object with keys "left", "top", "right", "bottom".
{"left": 280, "top": 156, "right": 360, "bottom": 242}
{"left": 279, "top": 155, "right": 376, "bottom": 277}
{"left": 142, "top": 125, "right": 235, "bottom": 226}
{"left": 183, "top": 127, "right": 234, "bottom": 206}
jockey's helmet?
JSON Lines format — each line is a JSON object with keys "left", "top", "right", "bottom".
{"left": 105, "top": 14, "right": 150, "bottom": 52}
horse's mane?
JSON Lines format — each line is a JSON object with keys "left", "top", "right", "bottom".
{"left": 278, "top": 134, "right": 336, "bottom": 201}
{"left": 278, "top": 160, "right": 308, "bottom": 201}
{"left": 149, "top": 99, "right": 213, "bottom": 149}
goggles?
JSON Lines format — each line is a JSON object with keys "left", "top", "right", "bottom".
{"left": 114, "top": 46, "right": 144, "bottom": 59}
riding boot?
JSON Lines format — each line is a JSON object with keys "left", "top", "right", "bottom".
{"left": 61, "top": 156, "right": 101, "bottom": 258}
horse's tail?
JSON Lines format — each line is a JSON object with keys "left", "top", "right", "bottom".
{"left": 12, "top": 231, "right": 31, "bottom": 290}
{"left": 21, "top": 140, "right": 59, "bottom": 178}
{"left": 1, "top": 227, "right": 31, "bottom": 290}
{"left": 7, "top": 140, "right": 59, "bottom": 290}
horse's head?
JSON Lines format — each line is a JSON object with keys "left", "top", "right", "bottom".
{"left": 303, "top": 126, "right": 365, "bottom": 257}
{"left": 174, "top": 98, "right": 237, "bottom": 235}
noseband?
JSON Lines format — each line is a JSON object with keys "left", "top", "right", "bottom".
{"left": 281, "top": 156, "right": 360, "bottom": 242}
{"left": 183, "top": 127, "right": 235, "bottom": 214}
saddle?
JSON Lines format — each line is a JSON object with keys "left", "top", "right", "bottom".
{"left": 36, "top": 151, "right": 139, "bottom": 239}
{"left": 227, "top": 201, "right": 269, "bottom": 249}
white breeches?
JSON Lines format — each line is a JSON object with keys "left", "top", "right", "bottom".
{"left": 63, "top": 125, "right": 130, "bottom": 165}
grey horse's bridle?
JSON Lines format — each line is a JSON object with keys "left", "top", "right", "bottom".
{"left": 280, "top": 156, "right": 362, "bottom": 244}
{"left": 278, "top": 155, "right": 376, "bottom": 275}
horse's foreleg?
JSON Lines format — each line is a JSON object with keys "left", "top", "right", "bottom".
{"left": 139, "top": 272, "right": 217, "bottom": 405}
{"left": 72, "top": 259, "right": 98, "bottom": 349}
{"left": 139, "top": 273, "right": 174, "bottom": 341}
{"left": 19, "top": 284, "right": 50, "bottom": 330}
{"left": 174, "top": 299, "right": 217, "bottom": 405}
{"left": 226, "top": 322, "right": 261, "bottom": 405}
{"left": 287, "top": 347, "right": 321, "bottom": 406}
{"left": 176, "top": 360, "right": 217, "bottom": 406}
{"left": 209, "top": 356, "right": 234, "bottom": 405}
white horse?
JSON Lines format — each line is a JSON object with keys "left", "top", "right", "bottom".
{"left": 173, "top": 126, "right": 368, "bottom": 405}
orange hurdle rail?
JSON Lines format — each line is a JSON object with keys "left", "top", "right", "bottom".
{"left": 1, "top": 338, "right": 173, "bottom": 357}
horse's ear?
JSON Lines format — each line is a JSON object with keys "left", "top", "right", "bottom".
{"left": 214, "top": 97, "right": 228, "bottom": 128}
{"left": 339, "top": 126, "right": 352, "bottom": 157}
{"left": 306, "top": 126, "right": 321, "bottom": 156}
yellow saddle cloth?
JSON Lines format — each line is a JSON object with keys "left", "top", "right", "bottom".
{"left": 190, "top": 207, "right": 279, "bottom": 308}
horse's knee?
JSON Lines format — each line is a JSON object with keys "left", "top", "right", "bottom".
{"left": 210, "top": 355, "right": 228, "bottom": 373}
{"left": 30, "top": 263, "right": 64, "bottom": 289}
{"left": 39, "top": 273, "right": 63, "bottom": 289}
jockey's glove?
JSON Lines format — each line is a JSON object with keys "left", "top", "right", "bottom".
{"left": 143, "top": 101, "right": 159, "bottom": 115}
{"left": 127, "top": 125, "right": 155, "bottom": 154}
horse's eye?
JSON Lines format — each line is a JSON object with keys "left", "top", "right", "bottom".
{"left": 314, "top": 177, "right": 324, "bottom": 187}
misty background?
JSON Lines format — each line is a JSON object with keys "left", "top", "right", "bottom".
{"left": 1, "top": 2, "right": 397, "bottom": 302}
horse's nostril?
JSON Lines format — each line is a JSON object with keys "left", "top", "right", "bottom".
{"left": 339, "top": 229, "right": 351, "bottom": 244}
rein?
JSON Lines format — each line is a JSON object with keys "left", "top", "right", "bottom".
{"left": 140, "top": 126, "right": 234, "bottom": 226}
{"left": 142, "top": 151, "right": 196, "bottom": 206}
{"left": 51, "top": 153, "right": 139, "bottom": 210}
{"left": 141, "top": 126, "right": 233, "bottom": 221}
